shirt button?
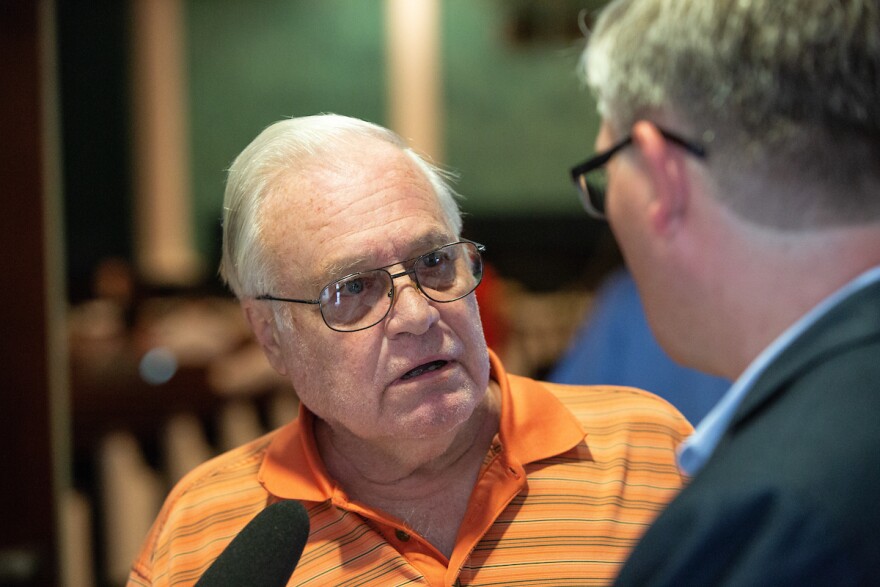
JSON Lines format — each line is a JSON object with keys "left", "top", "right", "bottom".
{"left": 395, "top": 529, "right": 410, "bottom": 542}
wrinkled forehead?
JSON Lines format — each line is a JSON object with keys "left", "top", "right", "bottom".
{"left": 258, "top": 139, "right": 453, "bottom": 289}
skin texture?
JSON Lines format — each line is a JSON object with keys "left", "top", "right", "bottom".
{"left": 598, "top": 119, "right": 880, "bottom": 380}
{"left": 241, "top": 136, "right": 498, "bottom": 556}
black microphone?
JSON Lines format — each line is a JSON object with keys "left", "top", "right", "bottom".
{"left": 194, "top": 500, "right": 310, "bottom": 587}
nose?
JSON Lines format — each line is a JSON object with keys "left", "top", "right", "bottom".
{"left": 384, "top": 270, "right": 439, "bottom": 337}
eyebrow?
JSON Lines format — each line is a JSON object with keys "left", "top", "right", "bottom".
{"left": 316, "top": 231, "right": 455, "bottom": 285}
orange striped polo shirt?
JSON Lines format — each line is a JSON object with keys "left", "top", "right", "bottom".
{"left": 128, "top": 351, "right": 692, "bottom": 586}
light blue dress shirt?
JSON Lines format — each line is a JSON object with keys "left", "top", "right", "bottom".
{"left": 678, "top": 264, "right": 880, "bottom": 476}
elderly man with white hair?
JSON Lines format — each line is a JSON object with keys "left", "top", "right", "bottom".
{"left": 127, "top": 114, "right": 692, "bottom": 586}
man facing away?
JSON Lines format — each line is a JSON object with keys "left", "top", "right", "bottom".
{"left": 127, "top": 114, "right": 692, "bottom": 586}
{"left": 571, "top": 0, "right": 880, "bottom": 583}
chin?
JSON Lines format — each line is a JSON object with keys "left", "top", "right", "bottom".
{"left": 398, "top": 385, "right": 483, "bottom": 438}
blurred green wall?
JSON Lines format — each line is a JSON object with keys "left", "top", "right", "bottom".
{"left": 442, "top": 1, "right": 599, "bottom": 214}
{"left": 185, "top": 0, "right": 602, "bottom": 261}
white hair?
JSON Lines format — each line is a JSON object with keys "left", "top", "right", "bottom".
{"left": 220, "top": 114, "right": 463, "bottom": 298}
{"left": 582, "top": 0, "right": 880, "bottom": 229}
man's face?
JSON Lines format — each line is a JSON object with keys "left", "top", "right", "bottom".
{"left": 254, "top": 138, "right": 490, "bottom": 444}
{"left": 596, "top": 120, "right": 707, "bottom": 369}
{"left": 596, "top": 121, "right": 657, "bottom": 286}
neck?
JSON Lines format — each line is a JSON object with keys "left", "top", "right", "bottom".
{"left": 317, "top": 381, "right": 501, "bottom": 492}
{"left": 317, "top": 382, "right": 501, "bottom": 557}
{"left": 704, "top": 222, "right": 880, "bottom": 379}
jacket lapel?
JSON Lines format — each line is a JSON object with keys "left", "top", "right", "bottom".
{"left": 730, "top": 279, "right": 880, "bottom": 429}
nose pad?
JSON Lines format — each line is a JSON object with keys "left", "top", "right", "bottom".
{"left": 389, "top": 273, "right": 424, "bottom": 307}
{"left": 387, "top": 267, "right": 421, "bottom": 299}
{"left": 385, "top": 273, "right": 438, "bottom": 335}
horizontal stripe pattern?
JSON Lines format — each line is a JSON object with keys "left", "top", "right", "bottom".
{"left": 128, "top": 365, "right": 690, "bottom": 586}
{"left": 457, "top": 383, "right": 689, "bottom": 586}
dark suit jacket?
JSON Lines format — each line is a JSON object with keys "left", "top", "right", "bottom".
{"left": 614, "top": 278, "right": 880, "bottom": 586}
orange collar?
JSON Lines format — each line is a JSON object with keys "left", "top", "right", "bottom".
{"left": 258, "top": 349, "right": 586, "bottom": 500}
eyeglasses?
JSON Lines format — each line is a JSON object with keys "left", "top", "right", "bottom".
{"left": 569, "top": 127, "right": 707, "bottom": 220}
{"left": 257, "top": 241, "right": 486, "bottom": 332}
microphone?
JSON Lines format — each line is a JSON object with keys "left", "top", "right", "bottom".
{"left": 194, "top": 500, "right": 310, "bottom": 587}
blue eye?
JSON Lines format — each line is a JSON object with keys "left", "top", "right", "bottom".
{"left": 345, "top": 279, "right": 365, "bottom": 294}
{"left": 421, "top": 250, "right": 447, "bottom": 268}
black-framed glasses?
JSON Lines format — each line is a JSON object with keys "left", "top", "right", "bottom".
{"left": 569, "top": 128, "right": 708, "bottom": 220}
{"left": 257, "top": 241, "right": 485, "bottom": 332}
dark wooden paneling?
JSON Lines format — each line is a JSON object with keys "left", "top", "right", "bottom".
{"left": 0, "top": 1, "right": 62, "bottom": 585}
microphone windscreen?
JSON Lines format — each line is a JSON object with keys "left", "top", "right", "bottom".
{"left": 194, "top": 500, "right": 310, "bottom": 587}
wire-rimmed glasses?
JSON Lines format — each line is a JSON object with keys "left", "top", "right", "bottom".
{"left": 569, "top": 128, "right": 708, "bottom": 219}
{"left": 257, "top": 241, "right": 485, "bottom": 332}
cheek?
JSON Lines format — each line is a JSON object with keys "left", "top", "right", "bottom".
{"left": 276, "top": 320, "right": 368, "bottom": 409}
{"left": 284, "top": 343, "right": 373, "bottom": 431}
{"left": 448, "top": 297, "right": 490, "bottom": 379}
{"left": 607, "top": 171, "right": 653, "bottom": 271}
{"left": 606, "top": 169, "right": 634, "bottom": 226}
{"left": 607, "top": 203, "right": 639, "bottom": 267}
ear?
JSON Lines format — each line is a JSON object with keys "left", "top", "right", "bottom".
{"left": 632, "top": 121, "right": 691, "bottom": 236}
{"left": 241, "top": 299, "right": 289, "bottom": 376}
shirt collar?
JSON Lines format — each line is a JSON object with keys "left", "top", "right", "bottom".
{"left": 259, "top": 349, "right": 586, "bottom": 500}
{"left": 678, "top": 264, "right": 880, "bottom": 476}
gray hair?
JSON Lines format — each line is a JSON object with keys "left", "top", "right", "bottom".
{"left": 220, "top": 114, "right": 463, "bottom": 299}
{"left": 582, "top": 0, "right": 880, "bottom": 229}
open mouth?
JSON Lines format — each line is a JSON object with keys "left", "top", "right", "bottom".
{"left": 400, "top": 360, "right": 449, "bottom": 380}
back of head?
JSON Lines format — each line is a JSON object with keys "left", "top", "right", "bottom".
{"left": 220, "top": 114, "right": 463, "bottom": 299}
{"left": 583, "top": 0, "right": 880, "bottom": 230}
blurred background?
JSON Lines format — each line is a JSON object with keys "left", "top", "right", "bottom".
{"left": 3, "top": 1, "right": 718, "bottom": 585}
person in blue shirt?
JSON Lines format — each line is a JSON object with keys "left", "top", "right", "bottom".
{"left": 569, "top": 0, "right": 880, "bottom": 583}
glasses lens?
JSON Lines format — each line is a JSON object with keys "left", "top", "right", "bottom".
{"left": 319, "top": 270, "right": 392, "bottom": 331}
{"left": 575, "top": 169, "right": 607, "bottom": 219}
{"left": 315, "top": 242, "right": 483, "bottom": 332}
{"left": 415, "top": 242, "right": 482, "bottom": 302}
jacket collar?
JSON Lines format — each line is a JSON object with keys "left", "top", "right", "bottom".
{"left": 732, "top": 278, "right": 880, "bottom": 429}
